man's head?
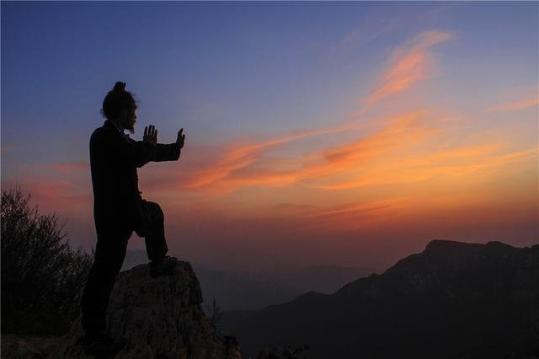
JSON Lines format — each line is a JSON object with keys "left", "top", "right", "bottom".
{"left": 102, "top": 81, "right": 137, "bottom": 134}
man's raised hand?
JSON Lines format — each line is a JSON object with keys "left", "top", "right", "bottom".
{"left": 176, "top": 128, "right": 186, "bottom": 149}
{"left": 143, "top": 125, "right": 158, "bottom": 145}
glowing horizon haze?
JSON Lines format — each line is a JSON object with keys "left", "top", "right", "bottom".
{"left": 2, "top": 2, "right": 537, "bottom": 272}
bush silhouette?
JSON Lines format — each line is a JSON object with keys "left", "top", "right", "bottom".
{"left": 1, "top": 187, "right": 92, "bottom": 335}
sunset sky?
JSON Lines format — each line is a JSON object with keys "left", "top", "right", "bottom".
{"left": 2, "top": 2, "right": 537, "bottom": 273}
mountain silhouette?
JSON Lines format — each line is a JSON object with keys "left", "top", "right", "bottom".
{"left": 222, "top": 240, "right": 539, "bottom": 358}
{"left": 122, "top": 250, "right": 372, "bottom": 311}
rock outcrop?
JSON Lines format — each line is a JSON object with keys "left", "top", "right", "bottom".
{"left": 1, "top": 335, "right": 60, "bottom": 359}
{"left": 50, "top": 259, "right": 241, "bottom": 359}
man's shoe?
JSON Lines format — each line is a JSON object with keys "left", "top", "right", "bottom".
{"left": 150, "top": 256, "right": 177, "bottom": 278}
{"left": 78, "top": 333, "right": 126, "bottom": 357}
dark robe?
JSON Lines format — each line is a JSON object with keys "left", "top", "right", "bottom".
{"left": 81, "top": 119, "right": 181, "bottom": 336}
{"left": 89, "top": 119, "right": 181, "bottom": 231}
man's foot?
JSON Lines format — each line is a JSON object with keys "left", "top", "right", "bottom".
{"left": 78, "top": 333, "right": 126, "bottom": 357}
{"left": 150, "top": 256, "right": 177, "bottom": 278}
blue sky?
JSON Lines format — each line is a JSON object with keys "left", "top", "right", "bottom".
{"left": 3, "top": 3, "right": 536, "bottom": 157}
{"left": 2, "top": 2, "right": 537, "bottom": 270}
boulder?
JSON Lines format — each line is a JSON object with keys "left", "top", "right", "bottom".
{"left": 1, "top": 335, "right": 60, "bottom": 359}
{"left": 50, "top": 259, "right": 241, "bottom": 359}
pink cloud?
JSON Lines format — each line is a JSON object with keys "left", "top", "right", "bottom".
{"left": 50, "top": 161, "right": 89, "bottom": 172}
{"left": 363, "top": 30, "right": 453, "bottom": 107}
{"left": 487, "top": 95, "right": 539, "bottom": 112}
{"left": 145, "top": 111, "right": 430, "bottom": 194}
{"left": 179, "top": 124, "right": 365, "bottom": 191}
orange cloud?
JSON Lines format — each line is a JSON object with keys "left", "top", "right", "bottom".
{"left": 176, "top": 31, "right": 455, "bottom": 193}
{"left": 291, "top": 197, "right": 414, "bottom": 234}
{"left": 299, "top": 112, "right": 432, "bottom": 179}
{"left": 182, "top": 123, "right": 367, "bottom": 190}
{"left": 177, "top": 30, "right": 455, "bottom": 194}
{"left": 487, "top": 95, "right": 539, "bottom": 112}
{"left": 50, "top": 161, "right": 89, "bottom": 172}
{"left": 173, "top": 105, "right": 535, "bottom": 207}
{"left": 304, "top": 199, "right": 399, "bottom": 218}
{"left": 315, "top": 144, "right": 534, "bottom": 191}
{"left": 3, "top": 161, "right": 93, "bottom": 218}
{"left": 363, "top": 30, "right": 453, "bottom": 107}
{"left": 177, "top": 111, "right": 433, "bottom": 194}
{"left": 2, "top": 177, "right": 91, "bottom": 214}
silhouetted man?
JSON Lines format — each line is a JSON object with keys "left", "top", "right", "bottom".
{"left": 80, "top": 81, "right": 186, "bottom": 356}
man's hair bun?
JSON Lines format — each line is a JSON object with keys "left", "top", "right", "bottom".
{"left": 101, "top": 81, "right": 136, "bottom": 120}
{"left": 113, "top": 81, "right": 126, "bottom": 93}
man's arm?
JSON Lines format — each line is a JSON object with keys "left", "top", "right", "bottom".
{"left": 153, "top": 127, "right": 186, "bottom": 162}
{"left": 154, "top": 142, "right": 181, "bottom": 162}
{"left": 127, "top": 139, "right": 157, "bottom": 168}
{"left": 96, "top": 128, "right": 156, "bottom": 169}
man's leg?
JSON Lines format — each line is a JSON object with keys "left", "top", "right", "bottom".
{"left": 139, "top": 200, "right": 168, "bottom": 262}
{"left": 136, "top": 200, "right": 176, "bottom": 277}
{"left": 81, "top": 225, "right": 131, "bottom": 336}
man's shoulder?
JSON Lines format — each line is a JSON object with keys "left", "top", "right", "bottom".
{"left": 90, "top": 122, "right": 118, "bottom": 144}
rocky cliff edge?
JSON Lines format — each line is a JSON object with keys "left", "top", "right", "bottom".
{"left": 50, "top": 259, "right": 241, "bottom": 359}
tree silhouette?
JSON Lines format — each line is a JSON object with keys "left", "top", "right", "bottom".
{"left": 1, "top": 187, "right": 92, "bottom": 335}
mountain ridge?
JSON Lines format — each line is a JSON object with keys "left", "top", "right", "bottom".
{"left": 222, "top": 239, "right": 539, "bottom": 359}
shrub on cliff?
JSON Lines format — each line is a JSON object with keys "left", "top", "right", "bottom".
{"left": 1, "top": 188, "right": 92, "bottom": 335}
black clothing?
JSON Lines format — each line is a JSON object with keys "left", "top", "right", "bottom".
{"left": 81, "top": 119, "right": 181, "bottom": 336}
{"left": 89, "top": 119, "right": 180, "bottom": 230}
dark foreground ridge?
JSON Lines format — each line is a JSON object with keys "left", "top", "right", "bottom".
{"left": 223, "top": 240, "right": 539, "bottom": 359}
{"left": 50, "top": 259, "right": 241, "bottom": 359}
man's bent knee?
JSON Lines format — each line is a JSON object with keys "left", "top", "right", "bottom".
{"left": 146, "top": 201, "right": 164, "bottom": 222}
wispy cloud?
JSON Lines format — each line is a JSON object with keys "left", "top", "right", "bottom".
{"left": 172, "top": 106, "right": 534, "bottom": 198}
{"left": 3, "top": 176, "right": 91, "bottom": 213}
{"left": 293, "top": 111, "right": 433, "bottom": 181}
{"left": 177, "top": 111, "right": 432, "bottom": 193}
{"left": 153, "top": 30, "right": 456, "bottom": 195}
{"left": 304, "top": 200, "right": 396, "bottom": 218}
{"left": 182, "top": 123, "right": 367, "bottom": 190}
{"left": 294, "top": 197, "right": 412, "bottom": 233}
{"left": 179, "top": 30, "right": 454, "bottom": 193}
{"left": 315, "top": 143, "right": 534, "bottom": 191}
{"left": 363, "top": 30, "right": 453, "bottom": 107}
{"left": 335, "top": 17, "right": 400, "bottom": 53}
{"left": 50, "top": 161, "right": 89, "bottom": 172}
{"left": 3, "top": 161, "right": 92, "bottom": 216}
{"left": 487, "top": 95, "right": 539, "bottom": 112}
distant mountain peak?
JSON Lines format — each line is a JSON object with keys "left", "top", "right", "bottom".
{"left": 424, "top": 239, "right": 517, "bottom": 253}
{"left": 425, "top": 239, "right": 479, "bottom": 251}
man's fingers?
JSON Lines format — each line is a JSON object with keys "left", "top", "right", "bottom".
{"left": 178, "top": 129, "right": 185, "bottom": 142}
{"left": 154, "top": 129, "right": 158, "bottom": 139}
{"left": 144, "top": 126, "right": 148, "bottom": 137}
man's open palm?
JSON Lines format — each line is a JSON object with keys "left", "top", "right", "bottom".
{"left": 176, "top": 128, "right": 186, "bottom": 149}
{"left": 143, "top": 125, "right": 158, "bottom": 145}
